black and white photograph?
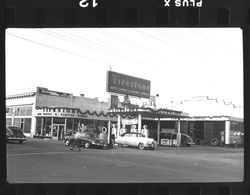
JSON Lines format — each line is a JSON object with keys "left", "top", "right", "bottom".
{"left": 5, "top": 28, "right": 243, "bottom": 183}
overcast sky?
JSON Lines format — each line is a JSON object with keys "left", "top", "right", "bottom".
{"left": 5, "top": 28, "right": 243, "bottom": 107}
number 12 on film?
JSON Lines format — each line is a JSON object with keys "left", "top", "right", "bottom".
{"left": 79, "top": 0, "right": 98, "bottom": 8}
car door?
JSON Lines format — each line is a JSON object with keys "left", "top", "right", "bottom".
{"left": 123, "top": 133, "right": 133, "bottom": 145}
{"left": 128, "top": 133, "right": 138, "bottom": 146}
{"left": 117, "top": 133, "right": 128, "bottom": 145}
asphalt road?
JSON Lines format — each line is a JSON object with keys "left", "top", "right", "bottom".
{"left": 6, "top": 138, "right": 243, "bottom": 183}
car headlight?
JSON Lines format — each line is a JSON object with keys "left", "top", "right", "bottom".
{"left": 147, "top": 141, "right": 152, "bottom": 144}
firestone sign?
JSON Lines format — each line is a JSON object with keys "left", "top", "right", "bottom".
{"left": 106, "top": 71, "right": 151, "bottom": 99}
{"left": 36, "top": 108, "right": 87, "bottom": 118}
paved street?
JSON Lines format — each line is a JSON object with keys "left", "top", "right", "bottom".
{"left": 7, "top": 139, "right": 243, "bottom": 183}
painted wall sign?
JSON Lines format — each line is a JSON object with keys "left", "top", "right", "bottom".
{"left": 122, "top": 118, "right": 138, "bottom": 125}
{"left": 106, "top": 71, "right": 151, "bottom": 99}
{"left": 36, "top": 108, "right": 87, "bottom": 118}
{"left": 37, "top": 87, "right": 71, "bottom": 98}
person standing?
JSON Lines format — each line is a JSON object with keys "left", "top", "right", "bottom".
{"left": 70, "top": 128, "right": 82, "bottom": 151}
{"left": 120, "top": 124, "right": 127, "bottom": 135}
{"left": 130, "top": 125, "right": 137, "bottom": 133}
{"left": 141, "top": 125, "right": 149, "bottom": 138}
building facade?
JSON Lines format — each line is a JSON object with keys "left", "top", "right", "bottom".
{"left": 6, "top": 87, "right": 117, "bottom": 140}
{"left": 6, "top": 89, "right": 244, "bottom": 146}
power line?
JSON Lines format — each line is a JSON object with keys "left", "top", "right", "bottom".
{"left": 7, "top": 32, "right": 108, "bottom": 65}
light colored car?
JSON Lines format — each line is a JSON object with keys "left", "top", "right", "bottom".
{"left": 115, "top": 132, "right": 157, "bottom": 150}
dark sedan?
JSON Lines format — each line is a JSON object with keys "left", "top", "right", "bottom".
{"left": 66, "top": 132, "right": 108, "bottom": 149}
{"left": 6, "top": 125, "right": 26, "bottom": 144}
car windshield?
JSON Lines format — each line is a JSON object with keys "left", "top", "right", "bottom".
{"left": 8, "top": 126, "right": 23, "bottom": 134}
{"left": 82, "top": 133, "right": 95, "bottom": 138}
{"left": 136, "top": 134, "right": 145, "bottom": 137}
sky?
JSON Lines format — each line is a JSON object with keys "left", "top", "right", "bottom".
{"left": 5, "top": 28, "right": 243, "bottom": 107}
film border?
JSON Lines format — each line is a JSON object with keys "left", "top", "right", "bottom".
{"left": 0, "top": 0, "right": 250, "bottom": 195}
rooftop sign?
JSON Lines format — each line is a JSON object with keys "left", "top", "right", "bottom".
{"left": 37, "top": 87, "right": 71, "bottom": 98}
{"left": 106, "top": 71, "right": 151, "bottom": 99}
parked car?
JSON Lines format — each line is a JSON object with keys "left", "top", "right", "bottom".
{"left": 63, "top": 131, "right": 74, "bottom": 146}
{"left": 160, "top": 132, "right": 194, "bottom": 147}
{"left": 6, "top": 125, "right": 26, "bottom": 144}
{"left": 115, "top": 132, "right": 157, "bottom": 150}
{"left": 67, "top": 132, "right": 108, "bottom": 149}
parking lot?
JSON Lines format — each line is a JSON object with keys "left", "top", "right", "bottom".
{"left": 6, "top": 138, "right": 243, "bottom": 183}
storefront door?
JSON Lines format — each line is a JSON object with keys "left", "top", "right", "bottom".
{"left": 52, "top": 125, "right": 65, "bottom": 140}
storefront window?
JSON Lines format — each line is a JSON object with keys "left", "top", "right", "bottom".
{"left": 6, "top": 107, "right": 13, "bottom": 116}
{"left": 73, "top": 119, "right": 80, "bottom": 131}
{"left": 44, "top": 117, "right": 52, "bottom": 136}
{"left": 14, "top": 108, "right": 20, "bottom": 116}
{"left": 24, "top": 118, "right": 31, "bottom": 133}
{"left": 14, "top": 118, "right": 21, "bottom": 127}
{"left": 6, "top": 118, "right": 12, "bottom": 126}
{"left": 66, "top": 118, "right": 74, "bottom": 133}
{"left": 20, "top": 108, "right": 26, "bottom": 116}
{"left": 36, "top": 117, "right": 42, "bottom": 135}
{"left": 26, "top": 107, "right": 32, "bottom": 116}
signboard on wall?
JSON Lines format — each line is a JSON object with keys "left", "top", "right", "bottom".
{"left": 37, "top": 87, "right": 71, "bottom": 98}
{"left": 122, "top": 118, "right": 138, "bottom": 125}
{"left": 106, "top": 71, "right": 151, "bottom": 99}
{"left": 36, "top": 108, "right": 87, "bottom": 118}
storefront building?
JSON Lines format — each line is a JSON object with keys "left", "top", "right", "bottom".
{"left": 6, "top": 87, "right": 117, "bottom": 140}
{"left": 6, "top": 88, "right": 244, "bottom": 146}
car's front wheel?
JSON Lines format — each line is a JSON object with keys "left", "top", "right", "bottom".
{"left": 65, "top": 139, "right": 70, "bottom": 146}
{"left": 138, "top": 143, "right": 145, "bottom": 150}
{"left": 84, "top": 142, "right": 90, "bottom": 148}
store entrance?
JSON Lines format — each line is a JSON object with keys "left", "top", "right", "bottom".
{"left": 52, "top": 125, "right": 65, "bottom": 140}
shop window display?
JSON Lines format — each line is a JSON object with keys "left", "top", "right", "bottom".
{"left": 13, "top": 118, "right": 21, "bottom": 127}
{"left": 44, "top": 118, "right": 52, "bottom": 136}
{"left": 35, "top": 117, "right": 42, "bottom": 135}
{"left": 66, "top": 118, "right": 74, "bottom": 133}
{"left": 6, "top": 118, "right": 12, "bottom": 126}
{"left": 23, "top": 118, "right": 31, "bottom": 133}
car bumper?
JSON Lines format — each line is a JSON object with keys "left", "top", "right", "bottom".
{"left": 145, "top": 143, "right": 157, "bottom": 148}
{"left": 92, "top": 142, "right": 107, "bottom": 147}
{"left": 8, "top": 138, "right": 26, "bottom": 141}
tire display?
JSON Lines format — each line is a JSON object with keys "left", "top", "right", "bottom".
{"left": 210, "top": 138, "right": 219, "bottom": 146}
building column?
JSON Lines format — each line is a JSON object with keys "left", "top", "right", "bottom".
{"left": 51, "top": 117, "right": 54, "bottom": 136}
{"left": 177, "top": 118, "right": 181, "bottom": 147}
{"left": 157, "top": 117, "right": 160, "bottom": 145}
{"left": 65, "top": 118, "right": 67, "bottom": 135}
{"left": 108, "top": 120, "right": 111, "bottom": 144}
{"left": 41, "top": 117, "right": 44, "bottom": 136}
{"left": 225, "top": 120, "right": 230, "bottom": 145}
{"left": 117, "top": 114, "right": 121, "bottom": 137}
{"left": 138, "top": 113, "right": 142, "bottom": 133}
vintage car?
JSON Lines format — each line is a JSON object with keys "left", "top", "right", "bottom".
{"left": 160, "top": 132, "right": 194, "bottom": 147}
{"left": 6, "top": 125, "right": 26, "bottom": 143}
{"left": 66, "top": 132, "right": 108, "bottom": 149}
{"left": 115, "top": 132, "right": 157, "bottom": 150}
{"left": 63, "top": 131, "right": 74, "bottom": 146}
